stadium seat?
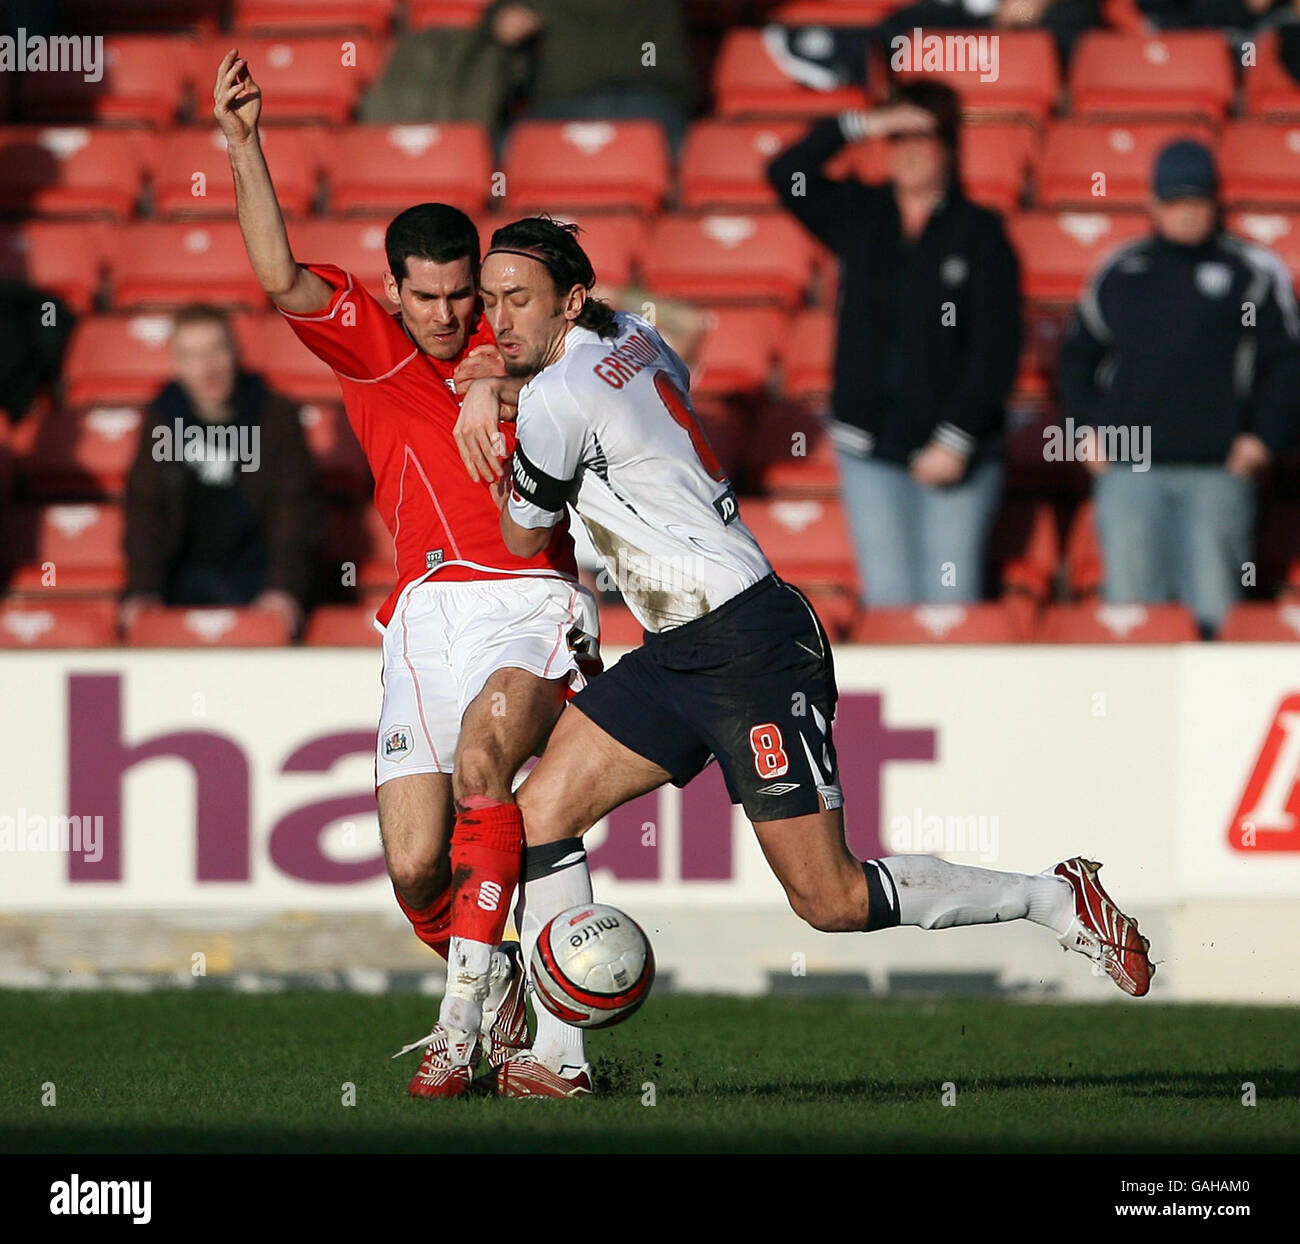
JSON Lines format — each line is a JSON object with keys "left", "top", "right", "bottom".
{"left": 230, "top": 0, "right": 397, "bottom": 36}
{"left": 1219, "top": 602, "right": 1300, "bottom": 641}
{"left": 691, "top": 307, "right": 784, "bottom": 396}
{"left": 1038, "top": 120, "right": 1217, "bottom": 211}
{"left": 235, "top": 311, "right": 342, "bottom": 403}
{"left": 324, "top": 502, "right": 395, "bottom": 590}
{"left": 303, "top": 604, "right": 382, "bottom": 645}
{"left": 595, "top": 602, "right": 644, "bottom": 649}
{"left": 0, "top": 221, "right": 108, "bottom": 314}
{"left": 892, "top": 30, "right": 1059, "bottom": 124}
{"left": 63, "top": 314, "right": 177, "bottom": 408}
{"left": 1063, "top": 499, "right": 1104, "bottom": 599}
{"left": 988, "top": 499, "right": 1060, "bottom": 603}
{"left": 2, "top": 503, "right": 126, "bottom": 592}
{"left": 190, "top": 36, "right": 384, "bottom": 126}
{"left": 757, "top": 416, "right": 840, "bottom": 497}
{"left": 61, "top": 0, "right": 218, "bottom": 34}
{"left": 110, "top": 222, "right": 267, "bottom": 310}
{"left": 735, "top": 496, "right": 857, "bottom": 592}
{"left": 330, "top": 123, "right": 491, "bottom": 216}
{"left": 642, "top": 212, "right": 816, "bottom": 308}
{"left": 0, "top": 127, "right": 147, "bottom": 219}
{"left": 799, "top": 584, "right": 859, "bottom": 640}
{"left": 1219, "top": 122, "right": 1300, "bottom": 210}
{"left": 713, "top": 28, "right": 870, "bottom": 118}
{"left": 1069, "top": 32, "right": 1235, "bottom": 122}
{"left": 1038, "top": 603, "right": 1199, "bottom": 642}
{"left": 770, "top": 0, "right": 906, "bottom": 20}
{"left": 153, "top": 127, "right": 320, "bottom": 219}
{"left": 294, "top": 403, "right": 370, "bottom": 497}
{"left": 505, "top": 121, "right": 671, "bottom": 214}
{"left": 1009, "top": 212, "right": 1149, "bottom": 302}
{"left": 21, "top": 35, "right": 194, "bottom": 125}
{"left": 541, "top": 212, "right": 649, "bottom": 289}
{"left": 1242, "top": 32, "right": 1300, "bottom": 120}
{"left": 289, "top": 217, "right": 393, "bottom": 303}
{"left": 778, "top": 307, "right": 835, "bottom": 403}
{"left": 1229, "top": 211, "right": 1300, "bottom": 289}
{"left": 128, "top": 606, "right": 292, "bottom": 647}
{"left": 680, "top": 120, "right": 806, "bottom": 210}
{"left": 18, "top": 406, "right": 143, "bottom": 499}
{"left": 851, "top": 602, "right": 1022, "bottom": 644}
{"left": 0, "top": 598, "right": 118, "bottom": 648}
{"left": 406, "top": 0, "right": 492, "bottom": 27}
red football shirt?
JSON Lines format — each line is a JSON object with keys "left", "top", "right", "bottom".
{"left": 281, "top": 264, "right": 577, "bottom": 626}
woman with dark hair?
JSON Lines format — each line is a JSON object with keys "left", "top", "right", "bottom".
{"left": 768, "top": 83, "right": 1021, "bottom": 607}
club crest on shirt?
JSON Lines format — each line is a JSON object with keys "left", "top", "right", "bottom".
{"left": 1196, "top": 262, "right": 1232, "bottom": 298}
{"left": 383, "top": 725, "right": 413, "bottom": 762}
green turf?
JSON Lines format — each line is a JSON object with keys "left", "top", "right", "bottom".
{"left": 1, "top": 991, "right": 1296, "bottom": 1153}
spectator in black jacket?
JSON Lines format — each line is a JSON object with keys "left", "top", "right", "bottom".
{"left": 768, "top": 83, "right": 1021, "bottom": 606}
{"left": 1059, "top": 140, "right": 1300, "bottom": 636}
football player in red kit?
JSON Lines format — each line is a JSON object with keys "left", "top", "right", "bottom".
{"left": 217, "top": 51, "right": 599, "bottom": 1098}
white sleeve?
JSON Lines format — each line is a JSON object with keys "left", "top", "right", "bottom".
{"left": 507, "top": 375, "right": 586, "bottom": 530}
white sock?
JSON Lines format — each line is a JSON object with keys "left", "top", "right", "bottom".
{"left": 439, "top": 936, "right": 493, "bottom": 1042}
{"left": 517, "top": 841, "right": 592, "bottom": 1073}
{"left": 874, "top": 856, "right": 1074, "bottom": 934}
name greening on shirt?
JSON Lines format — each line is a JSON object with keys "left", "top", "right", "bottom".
{"left": 592, "top": 330, "right": 661, "bottom": 389}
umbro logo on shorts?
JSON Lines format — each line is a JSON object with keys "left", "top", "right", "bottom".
{"left": 383, "top": 725, "right": 413, "bottom": 761}
{"left": 757, "top": 781, "right": 801, "bottom": 796}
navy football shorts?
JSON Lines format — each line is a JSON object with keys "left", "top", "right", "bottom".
{"left": 570, "top": 574, "right": 843, "bottom": 822}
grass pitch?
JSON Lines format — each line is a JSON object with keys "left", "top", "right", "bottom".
{"left": 1, "top": 991, "right": 1296, "bottom": 1153}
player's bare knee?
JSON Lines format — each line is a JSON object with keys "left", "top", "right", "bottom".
{"left": 789, "top": 888, "right": 866, "bottom": 934}
{"left": 452, "top": 741, "right": 511, "bottom": 805}
{"left": 386, "top": 850, "right": 441, "bottom": 909}
{"left": 516, "top": 783, "right": 577, "bottom": 845}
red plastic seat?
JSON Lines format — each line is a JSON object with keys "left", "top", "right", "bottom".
{"left": 758, "top": 414, "right": 840, "bottom": 497}
{"left": 1038, "top": 120, "right": 1217, "bottom": 211}
{"left": 713, "top": 28, "right": 870, "bottom": 119}
{"left": 0, "top": 221, "right": 108, "bottom": 313}
{"left": 190, "top": 36, "right": 383, "bottom": 125}
{"left": 680, "top": 120, "right": 806, "bottom": 210}
{"left": 544, "top": 212, "right": 649, "bottom": 289}
{"left": 0, "top": 127, "right": 147, "bottom": 219}
{"left": 1063, "top": 498, "right": 1104, "bottom": 599}
{"left": 643, "top": 212, "right": 815, "bottom": 308}
{"left": 771, "top": 0, "right": 906, "bottom": 20}
{"left": 3, "top": 504, "right": 126, "bottom": 592}
{"left": 294, "top": 403, "right": 370, "bottom": 497}
{"left": 64, "top": 314, "right": 178, "bottom": 408}
{"left": 21, "top": 35, "right": 194, "bottom": 125}
{"left": 329, "top": 123, "right": 490, "bottom": 216}
{"left": 230, "top": 0, "right": 397, "bottom": 35}
{"left": 153, "top": 127, "right": 320, "bottom": 218}
{"left": 1219, "top": 602, "right": 1300, "bottom": 641}
{"left": 1220, "top": 121, "right": 1300, "bottom": 209}
{"left": 324, "top": 503, "right": 395, "bottom": 590}
{"left": 406, "top": 0, "right": 491, "bottom": 27}
{"left": 289, "top": 217, "right": 393, "bottom": 303}
{"left": 852, "top": 602, "right": 1021, "bottom": 644}
{"left": 1070, "top": 32, "right": 1235, "bottom": 122}
{"left": 1242, "top": 31, "right": 1300, "bottom": 120}
{"left": 736, "top": 496, "right": 856, "bottom": 592}
{"left": 691, "top": 307, "right": 784, "bottom": 396}
{"left": 18, "top": 407, "right": 143, "bottom": 498}
{"left": 505, "top": 121, "right": 670, "bottom": 214}
{"left": 595, "top": 602, "right": 644, "bottom": 649}
{"left": 304, "top": 604, "right": 383, "bottom": 645}
{"left": 799, "top": 584, "right": 859, "bottom": 640}
{"left": 111, "top": 222, "right": 267, "bottom": 310}
{"left": 0, "top": 598, "right": 118, "bottom": 647}
{"left": 778, "top": 308, "right": 835, "bottom": 404}
{"left": 989, "top": 499, "right": 1060, "bottom": 603}
{"left": 893, "top": 30, "right": 1059, "bottom": 124}
{"left": 1009, "top": 211, "right": 1149, "bottom": 302}
{"left": 235, "top": 310, "right": 342, "bottom": 403}
{"left": 128, "top": 606, "right": 292, "bottom": 647}
{"left": 1229, "top": 211, "right": 1300, "bottom": 288}
{"left": 1039, "top": 603, "right": 1199, "bottom": 642}
{"left": 61, "top": 0, "right": 218, "bottom": 34}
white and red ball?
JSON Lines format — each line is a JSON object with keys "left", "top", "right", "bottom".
{"left": 530, "top": 903, "right": 655, "bottom": 1029}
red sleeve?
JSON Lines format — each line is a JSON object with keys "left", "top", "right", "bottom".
{"left": 277, "top": 264, "right": 416, "bottom": 381}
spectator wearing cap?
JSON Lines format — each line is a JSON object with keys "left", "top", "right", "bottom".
{"left": 1059, "top": 140, "right": 1300, "bottom": 636}
{"left": 768, "top": 83, "right": 1021, "bottom": 607}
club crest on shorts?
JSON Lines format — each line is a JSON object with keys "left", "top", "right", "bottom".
{"left": 383, "top": 724, "right": 413, "bottom": 762}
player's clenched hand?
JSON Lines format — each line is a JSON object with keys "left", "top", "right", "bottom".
{"left": 454, "top": 378, "right": 509, "bottom": 483}
{"left": 213, "top": 49, "right": 262, "bottom": 146}
{"left": 452, "top": 344, "right": 506, "bottom": 394}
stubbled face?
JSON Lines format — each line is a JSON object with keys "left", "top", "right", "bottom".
{"left": 889, "top": 127, "right": 947, "bottom": 195}
{"left": 1152, "top": 197, "right": 1216, "bottom": 247}
{"left": 480, "top": 251, "right": 576, "bottom": 378}
{"left": 172, "top": 320, "right": 237, "bottom": 416}
{"left": 385, "top": 255, "right": 478, "bottom": 361}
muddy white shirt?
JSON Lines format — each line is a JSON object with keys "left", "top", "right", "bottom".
{"left": 508, "top": 313, "right": 772, "bottom": 632}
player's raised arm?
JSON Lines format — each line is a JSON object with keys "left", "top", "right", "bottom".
{"left": 214, "top": 50, "right": 331, "bottom": 314}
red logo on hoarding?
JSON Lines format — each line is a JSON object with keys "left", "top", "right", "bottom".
{"left": 1227, "top": 695, "right": 1300, "bottom": 852}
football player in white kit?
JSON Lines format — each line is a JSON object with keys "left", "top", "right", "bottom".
{"left": 455, "top": 217, "right": 1154, "bottom": 1098}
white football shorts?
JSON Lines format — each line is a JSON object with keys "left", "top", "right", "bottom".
{"left": 375, "top": 575, "right": 598, "bottom": 787}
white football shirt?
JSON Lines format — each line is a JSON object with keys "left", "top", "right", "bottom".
{"left": 508, "top": 312, "right": 772, "bottom": 632}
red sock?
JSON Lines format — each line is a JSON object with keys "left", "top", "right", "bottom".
{"left": 393, "top": 883, "right": 452, "bottom": 960}
{"left": 450, "top": 797, "right": 524, "bottom": 947}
